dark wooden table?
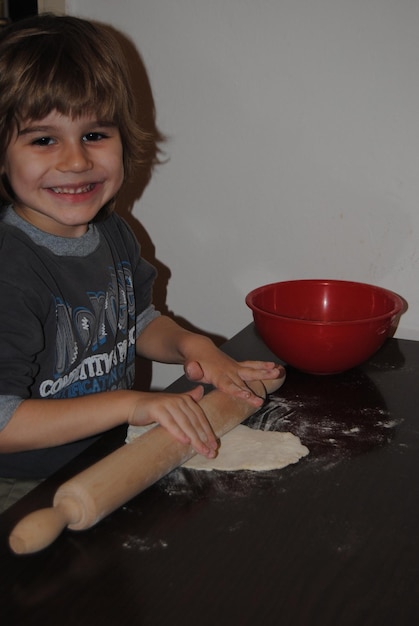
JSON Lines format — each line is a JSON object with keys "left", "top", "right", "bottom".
{"left": 1, "top": 324, "right": 419, "bottom": 626}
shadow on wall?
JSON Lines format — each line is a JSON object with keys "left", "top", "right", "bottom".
{"left": 106, "top": 26, "right": 227, "bottom": 390}
{"left": 8, "top": 0, "right": 38, "bottom": 22}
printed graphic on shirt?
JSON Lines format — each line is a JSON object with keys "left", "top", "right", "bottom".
{"left": 39, "top": 262, "right": 136, "bottom": 398}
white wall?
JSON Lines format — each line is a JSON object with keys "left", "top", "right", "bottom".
{"left": 38, "top": 0, "right": 65, "bottom": 12}
{"left": 65, "top": 0, "right": 419, "bottom": 387}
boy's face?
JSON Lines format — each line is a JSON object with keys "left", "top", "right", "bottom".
{"left": 1, "top": 111, "right": 124, "bottom": 237}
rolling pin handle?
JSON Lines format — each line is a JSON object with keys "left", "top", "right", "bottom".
{"left": 8, "top": 497, "right": 80, "bottom": 555}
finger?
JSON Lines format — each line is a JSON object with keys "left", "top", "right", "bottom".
{"left": 238, "top": 360, "right": 279, "bottom": 369}
{"left": 235, "top": 363, "right": 286, "bottom": 382}
{"left": 184, "top": 360, "right": 205, "bottom": 382}
{"left": 211, "top": 374, "right": 265, "bottom": 407}
{"left": 185, "top": 385, "right": 205, "bottom": 403}
{"left": 184, "top": 387, "right": 218, "bottom": 450}
{"left": 162, "top": 395, "right": 218, "bottom": 457}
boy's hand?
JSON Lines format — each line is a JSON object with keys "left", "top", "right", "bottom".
{"left": 184, "top": 347, "right": 285, "bottom": 408}
{"left": 129, "top": 386, "right": 218, "bottom": 459}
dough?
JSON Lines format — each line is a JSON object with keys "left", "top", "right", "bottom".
{"left": 126, "top": 424, "right": 309, "bottom": 472}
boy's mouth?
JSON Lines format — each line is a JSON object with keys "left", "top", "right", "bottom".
{"left": 50, "top": 183, "right": 95, "bottom": 195}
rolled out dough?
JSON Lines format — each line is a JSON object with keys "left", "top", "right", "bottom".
{"left": 126, "top": 424, "right": 309, "bottom": 472}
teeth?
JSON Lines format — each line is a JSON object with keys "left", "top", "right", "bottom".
{"left": 51, "top": 184, "right": 94, "bottom": 194}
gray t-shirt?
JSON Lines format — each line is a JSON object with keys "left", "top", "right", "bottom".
{"left": 0, "top": 207, "right": 159, "bottom": 478}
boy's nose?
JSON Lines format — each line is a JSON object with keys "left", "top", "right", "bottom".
{"left": 57, "top": 143, "right": 93, "bottom": 172}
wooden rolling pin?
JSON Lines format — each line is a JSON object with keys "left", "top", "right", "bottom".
{"left": 9, "top": 376, "right": 284, "bottom": 554}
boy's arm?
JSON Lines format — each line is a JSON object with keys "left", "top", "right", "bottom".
{"left": 0, "top": 317, "right": 282, "bottom": 458}
{"left": 136, "top": 316, "right": 284, "bottom": 407}
{"left": 0, "top": 386, "right": 217, "bottom": 458}
{"left": 0, "top": 391, "right": 134, "bottom": 452}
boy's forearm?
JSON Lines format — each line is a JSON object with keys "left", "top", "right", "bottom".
{"left": 0, "top": 390, "right": 136, "bottom": 453}
{"left": 136, "top": 315, "right": 212, "bottom": 364}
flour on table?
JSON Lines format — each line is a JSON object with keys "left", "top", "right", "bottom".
{"left": 126, "top": 423, "right": 309, "bottom": 472}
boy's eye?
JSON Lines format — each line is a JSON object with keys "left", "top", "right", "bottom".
{"left": 32, "top": 136, "right": 54, "bottom": 146}
{"left": 83, "top": 132, "right": 107, "bottom": 142}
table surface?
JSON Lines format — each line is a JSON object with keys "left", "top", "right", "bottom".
{"left": 1, "top": 324, "right": 419, "bottom": 626}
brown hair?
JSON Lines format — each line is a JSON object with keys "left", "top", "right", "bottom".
{"left": 0, "top": 13, "right": 163, "bottom": 208}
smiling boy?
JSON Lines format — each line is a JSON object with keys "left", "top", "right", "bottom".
{"left": 0, "top": 15, "right": 283, "bottom": 510}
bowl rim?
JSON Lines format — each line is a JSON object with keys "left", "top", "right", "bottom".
{"left": 245, "top": 279, "right": 405, "bottom": 326}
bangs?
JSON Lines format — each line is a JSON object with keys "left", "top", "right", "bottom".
{"left": 17, "top": 73, "right": 120, "bottom": 126}
{"left": 11, "top": 28, "right": 127, "bottom": 124}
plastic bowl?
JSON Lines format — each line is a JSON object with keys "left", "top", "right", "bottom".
{"left": 245, "top": 279, "right": 404, "bottom": 374}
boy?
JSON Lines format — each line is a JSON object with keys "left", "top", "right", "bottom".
{"left": 0, "top": 14, "right": 282, "bottom": 510}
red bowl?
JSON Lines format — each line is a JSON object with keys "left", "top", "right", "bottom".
{"left": 246, "top": 279, "right": 404, "bottom": 374}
